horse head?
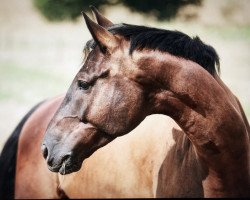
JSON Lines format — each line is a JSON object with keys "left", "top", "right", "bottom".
{"left": 42, "top": 9, "right": 151, "bottom": 174}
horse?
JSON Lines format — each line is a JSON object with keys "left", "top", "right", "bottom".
{"left": 1, "top": 7, "right": 249, "bottom": 198}
{"left": 0, "top": 9, "right": 181, "bottom": 199}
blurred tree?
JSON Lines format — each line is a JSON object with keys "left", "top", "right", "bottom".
{"left": 33, "top": 0, "right": 202, "bottom": 21}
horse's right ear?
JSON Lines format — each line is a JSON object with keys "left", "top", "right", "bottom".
{"left": 82, "top": 12, "right": 118, "bottom": 53}
{"left": 90, "top": 6, "right": 113, "bottom": 28}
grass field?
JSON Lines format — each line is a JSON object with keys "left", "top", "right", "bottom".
{"left": 0, "top": 0, "right": 250, "bottom": 151}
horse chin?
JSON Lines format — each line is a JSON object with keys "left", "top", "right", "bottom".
{"left": 58, "top": 159, "right": 83, "bottom": 175}
{"left": 57, "top": 151, "right": 94, "bottom": 175}
{"left": 47, "top": 154, "right": 84, "bottom": 175}
{"left": 58, "top": 163, "right": 82, "bottom": 175}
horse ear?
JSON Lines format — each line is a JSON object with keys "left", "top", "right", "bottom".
{"left": 90, "top": 5, "right": 113, "bottom": 28}
{"left": 82, "top": 12, "right": 118, "bottom": 53}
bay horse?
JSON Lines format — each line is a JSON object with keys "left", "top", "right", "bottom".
{"left": 0, "top": 9, "right": 181, "bottom": 198}
{"left": 1, "top": 7, "right": 249, "bottom": 198}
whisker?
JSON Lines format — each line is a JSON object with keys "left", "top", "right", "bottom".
{"left": 57, "top": 162, "right": 66, "bottom": 191}
{"left": 63, "top": 162, "right": 66, "bottom": 176}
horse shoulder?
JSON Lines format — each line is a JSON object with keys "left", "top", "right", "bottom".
{"left": 156, "top": 128, "right": 204, "bottom": 197}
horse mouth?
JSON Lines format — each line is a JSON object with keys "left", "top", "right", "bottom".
{"left": 44, "top": 122, "right": 114, "bottom": 175}
{"left": 47, "top": 155, "right": 83, "bottom": 175}
{"left": 58, "top": 162, "right": 82, "bottom": 175}
{"left": 47, "top": 161, "right": 82, "bottom": 175}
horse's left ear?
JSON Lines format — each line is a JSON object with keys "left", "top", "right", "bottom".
{"left": 82, "top": 12, "right": 118, "bottom": 53}
{"left": 90, "top": 6, "right": 113, "bottom": 28}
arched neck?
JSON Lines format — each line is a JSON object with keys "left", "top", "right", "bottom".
{"left": 139, "top": 51, "right": 250, "bottom": 197}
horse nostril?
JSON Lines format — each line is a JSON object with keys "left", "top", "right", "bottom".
{"left": 47, "top": 157, "right": 54, "bottom": 167}
{"left": 41, "top": 144, "right": 48, "bottom": 160}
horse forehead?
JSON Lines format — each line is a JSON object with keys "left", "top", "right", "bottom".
{"left": 108, "top": 50, "right": 133, "bottom": 75}
{"left": 108, "top": 49, "right": 162, "bottom": 77}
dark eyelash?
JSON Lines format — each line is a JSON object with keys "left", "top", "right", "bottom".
{"left": 99, "top": 70, "right": 109, "bottom": 78}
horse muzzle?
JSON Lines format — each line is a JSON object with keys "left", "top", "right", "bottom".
{"left": 41, "top": 143, "right": 85, "bottom": 175}
{"left": 41, "top": 119, "right": 114, "bottom": 175}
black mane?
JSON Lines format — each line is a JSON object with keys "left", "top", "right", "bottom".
{"left": 108, "top": 24, "right": 220, "bottom": 75}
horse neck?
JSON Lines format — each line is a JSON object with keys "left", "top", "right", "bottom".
{"left": 142, "top": 52, "right": 250, "bottom": 197}
{"left": 213, "top": 73, "right": 250, "bottom": 135}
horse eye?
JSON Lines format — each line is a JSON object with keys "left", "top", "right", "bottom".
{"left": 77, "top": 80, "right": 90, "bottom": 90}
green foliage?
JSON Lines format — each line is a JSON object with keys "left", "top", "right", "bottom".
{"left": 33, "top": 0, "right": 202, "bottom": 21}
{"left": 33, "top": 0, "right": 107, "bottom": 21}
{"left": 120, "top": 0, "right": 202, "bottom": 21}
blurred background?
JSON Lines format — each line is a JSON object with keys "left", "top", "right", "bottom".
{"left": 0, "top": 0, "right": 250, "bottom": 150}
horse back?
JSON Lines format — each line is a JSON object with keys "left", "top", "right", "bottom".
{"left": 0, "top": 101, "right": 44, "bottom": 199}
{"left": 14, "top": 95, "right": 65, "bottom": 198}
